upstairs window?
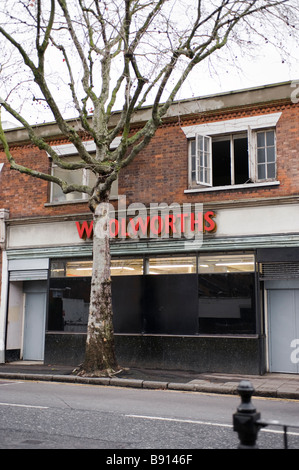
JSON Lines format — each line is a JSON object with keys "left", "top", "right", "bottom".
{"left": 49, "top": 141, "right": 118, "bottom": 203}
{"left": 51, "top": 157, "right": 118, "bottom": 203}
{"left": 256, "top": 129, "right": 276, "bottom": 180}
{"left": 51, "top": 156, "right": 90, "bottom": 203}
{"left": 195, "top": 132, "right": 249, "bottom": 187}
{"left": 184, "top": 113, "right": 280, "bottom": 191}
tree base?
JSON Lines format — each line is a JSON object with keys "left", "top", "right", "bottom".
{"left": 72, "top": 364, "right": 126, "bottom": 378}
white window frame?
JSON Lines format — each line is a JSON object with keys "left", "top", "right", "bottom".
{"left": 195, "top": 132, "right": 250, "bottom": 187}
{"left": 196, "top": 134, "right": 212, "bottom": 186}
{"left": 183, "top": 113, "right": 281, "bottom": 192}
{"left": 255, "top": 129, "right": 276, "bottom": 182}
{"left": 48, "top": 139, "right": 120, "bottom": 204}
{"left": 50, "top": 160, "right": 91, "bottom": 203}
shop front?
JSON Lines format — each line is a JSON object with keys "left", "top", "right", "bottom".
{"left": 44, "top": 251, "right": 258, "bottom": 373}
{"left": 2, "top": 199, "right": 299, "bottom": 374}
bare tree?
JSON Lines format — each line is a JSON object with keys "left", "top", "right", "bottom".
{"left": 0, "top": 0, "right": 298, "bottom": 375}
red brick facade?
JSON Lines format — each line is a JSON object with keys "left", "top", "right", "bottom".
{"left": 0, "top": 96, "right": 298, "bottom": 221}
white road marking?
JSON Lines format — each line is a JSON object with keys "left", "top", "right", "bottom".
{"left": 126, "top": 414, "right": 299, "bottom": 437}
{"left": 126, "top": 414, "right": 232, "bottom": 427}
{"left": 0, "top": 402, "right": 48, "bottom": 409}
{"left": 0, "top": 381, "right": 23, "bottom": 387}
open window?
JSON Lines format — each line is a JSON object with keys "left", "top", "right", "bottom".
{"left": 184, "top": 113, "right": 280, "bottom": 191}
{"left": 196, "top": 135, "right": 212, "bottom": 186}
{"left": 196, "top": 132, "right": 249, "bottom": 187}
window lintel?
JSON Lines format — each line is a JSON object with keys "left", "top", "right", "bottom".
{"left": 182, "top": 112, "right": 282, "bottom": 138}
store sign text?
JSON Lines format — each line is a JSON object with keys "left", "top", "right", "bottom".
{"left": 76, "top": 199, "right": 216, "bottom": 241}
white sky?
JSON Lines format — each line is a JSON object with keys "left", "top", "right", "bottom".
{"left": 2, "top": 17, "right": 298, "bottom": 128}
{"left": 176, "top": 41, "right": 299, "bottom": 101}
{"left": 4, "top": 45, "right": 298, "bottom": 129}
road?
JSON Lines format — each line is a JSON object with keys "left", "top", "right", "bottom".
{"left": 0, "top": 378, "right": 299, "bottom": 452}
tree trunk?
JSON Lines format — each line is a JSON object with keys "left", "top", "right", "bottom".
{"left": 81, "top": 200, "right": 119, "bottom": 376}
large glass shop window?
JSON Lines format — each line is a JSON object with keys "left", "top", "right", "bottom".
{"left": 48, "top": 258, "right": 143, "bottom": 332}
{"left": 48, "top": 277, "right": 91, "bottom": 332}
{"left": 197, "top": 254, "right": 256, "bottom": 334}
{"left": 113, "top": 256, "right": 198, "bottom": 335}
{"left": 48, "top": 254, "right": 256, "bottom": 335}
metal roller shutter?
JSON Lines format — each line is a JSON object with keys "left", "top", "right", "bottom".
{"left": 9, "top": 269, "right": 48, "bottom": 281}
{"left": 260, "top": 262, "right": 299, "bottom": 280}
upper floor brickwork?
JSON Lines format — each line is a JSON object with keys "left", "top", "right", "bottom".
{"left": 0, "top": 81, "right": 298, "bottom": 220}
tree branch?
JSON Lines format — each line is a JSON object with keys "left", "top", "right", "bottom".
{"left": 0, "top": 107, "right": 92, "bottom": 195}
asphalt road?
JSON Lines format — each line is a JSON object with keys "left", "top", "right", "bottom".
{"left": 0, "top": 378, "right": 299, "bottom": 452}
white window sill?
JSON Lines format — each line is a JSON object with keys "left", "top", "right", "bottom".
{"left": 184, "top": 180, "right": 280, "bottom": 194}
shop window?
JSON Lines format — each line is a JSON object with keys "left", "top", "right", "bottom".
{"left": 48, "top": 254, "right": 257, "bottom": 336}
{"left": 113, "top": 274, "right": 198, "bottom": 335}
{"left": 50, "top": 258, "right": 143, "bottom": 277}
{"left": 148, "top": 256, "right": 196, "bottom": 274}
{"left": 198, "top": 253, "right": 255, "bottom": 273}
{"left": 142, "top": 274, "right": 198, "bottom": 334}
{"left": 48, "top": 277, "right": 91, "bottom": 332}
{"left": 197, "top": 253, "right": 256, "bottom": 334}
{"left": 112, "top": 276, "right": 144, "bottom": 334}
{"left": 111, "top": 258, "right": 144, "bottom": 275}
{"left": 51, "top": 259, "right": 93, "bottom": 277}
{"left": 198, "top": 273, "right": 256, "bottom": 334}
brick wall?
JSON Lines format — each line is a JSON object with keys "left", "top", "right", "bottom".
{"left": 120, "top": 105, "right": 299, "bottom": 207}
{"left": 120, "top": 101, "right": 299, "bottom": 206}
{"left": 0, "top": 100, "right": 298, "bottom": 220}
{"left": 0, "top": 143, "right": 89, "bottom": 219}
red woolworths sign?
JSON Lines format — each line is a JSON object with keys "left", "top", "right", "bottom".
{"left": 76, "top": 207, "right": 216, "bottom": 240}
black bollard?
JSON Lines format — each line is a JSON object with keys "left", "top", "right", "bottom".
{"left": 233, "top": 380, "right": 262, "bottom": 449}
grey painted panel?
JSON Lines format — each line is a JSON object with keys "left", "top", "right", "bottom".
{"left": 268, "top": 289, "right": 299, "bottom": 373}
{"left": 23, "top": 292, "right": 46, "bottom": 361}
{"left": 8, "top": 258, "right": 49, "bottom": 270}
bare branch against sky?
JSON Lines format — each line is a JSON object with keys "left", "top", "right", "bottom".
{"left": 0, "top": 0, "right": 298, "bottom": 126}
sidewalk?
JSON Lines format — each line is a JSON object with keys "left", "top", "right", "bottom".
{"left": 0, "top": 361, "right": 299, "bottom": 400}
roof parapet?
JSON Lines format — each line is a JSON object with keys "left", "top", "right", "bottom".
{"left": 2, "top": 80, "right": 297, "bottom": 144}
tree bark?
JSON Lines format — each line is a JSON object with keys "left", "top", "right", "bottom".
{"left": 81, "top": 200, "right": 119, "bottom": 376}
